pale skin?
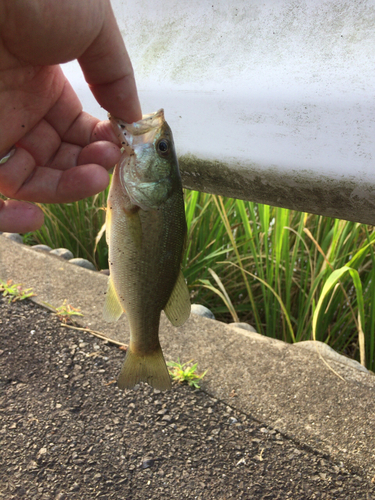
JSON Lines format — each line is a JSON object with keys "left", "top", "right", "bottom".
{"left": 0, "top": 0, "right": 142, "bottom": 233}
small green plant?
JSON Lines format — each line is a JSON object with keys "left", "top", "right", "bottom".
{"left": 0, "top": 279, "right": 34, "bottom": 303}
{"left": 41, "top": 299, "right": 84, "bottom": 324}
{"left": 55, "top": 300, "right": 83, "bottom": 324}
{"left": 167, "top": 358, "right": 207, "bottom": 389}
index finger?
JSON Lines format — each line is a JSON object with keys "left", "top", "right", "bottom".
{"left": 78, "top": 2, "right": 142, "bottom": 123}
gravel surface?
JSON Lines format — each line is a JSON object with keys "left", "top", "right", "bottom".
{"left": 1, "top": 299, "right": 374, "bottom": 499}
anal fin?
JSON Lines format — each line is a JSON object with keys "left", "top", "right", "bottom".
{"left": 164, "top": 270, "right": 191, "bottom": 327}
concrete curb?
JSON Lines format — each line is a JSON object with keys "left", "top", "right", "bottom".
{"left": 1, "top": 235, "right": 374, "bottom": 481}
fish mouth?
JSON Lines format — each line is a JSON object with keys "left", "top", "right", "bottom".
{"left": 108, "top": 109, "right": 165, "bottom": 149}
{"left": 129, "top": 109, "right": 165, "bottom": 136}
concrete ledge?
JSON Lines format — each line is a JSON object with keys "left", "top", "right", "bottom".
{"left": 1, "top": 235, "right": 374, "bottom": 480}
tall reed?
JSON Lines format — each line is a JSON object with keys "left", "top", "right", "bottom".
{"left": 26, "top": 188, "right": 109, "bottom": 271}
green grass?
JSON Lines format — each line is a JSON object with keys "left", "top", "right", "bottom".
{"left": 167, "top": 358, "right": 207, "bottom": 389}
{"left": 41, "top": 299, "right": 84, "bottom": 324}
{"left": 24, "top": 188, "right": 109, "bottom": 270}
{"left": 0, "top": 279, "right": 35, "bottom": 303}
{"left": 19, "top": 189, "right": 375, "bottom": 372}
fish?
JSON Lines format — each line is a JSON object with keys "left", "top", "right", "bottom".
{"left": 103, "top": 109, "right": 191, "bottom": 391}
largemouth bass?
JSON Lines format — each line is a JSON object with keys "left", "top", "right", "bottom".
{"left": 103, "top": 109, "right": 191, "bottom": 390}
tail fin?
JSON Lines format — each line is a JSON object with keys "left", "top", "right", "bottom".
{"left": 117, "top": 345, "right": 171, "bottom": 391}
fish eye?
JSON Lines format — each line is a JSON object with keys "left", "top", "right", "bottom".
{"left": 157, "top": 139, "right": 169, "bottom": 154}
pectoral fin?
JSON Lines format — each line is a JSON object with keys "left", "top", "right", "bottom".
{"left": 164, "top": 271, "right": 191, "bottom": 327}
{"left": 103, "top": 276, "right": 123, "bottom": 322}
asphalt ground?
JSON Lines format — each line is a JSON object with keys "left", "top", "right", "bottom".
{"left": 1, "top": 235, "right": 375, "bottom": 499}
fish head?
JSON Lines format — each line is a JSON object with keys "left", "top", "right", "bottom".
{"left": 109, "top": 110, "right": 181, "bottom": 210}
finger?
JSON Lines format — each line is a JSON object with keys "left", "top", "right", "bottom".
{"left": 43, "top": 80, "right": 121, "bottom": 146}
{"left": 78, "top": 2, "right": 142, "bottom": 122}
{"left": 76, "top": 141, "right": 120, "bottom": 169}
{"left": 1, "top": 0, "right": 106, "bottom": 65}
{"left": 14, "top": 112, "right": 121, "bottom": 171}
{"left": 41, "top": 164, "right": 110, "bottom": 203}
{"left": 62, "top": 113, "right": 120, "bottom": 147}
{"left": 89, "top": 76, "right": 141, "bottom": 125}
{"left": 16, "top": 119, "right": 61, "bottom": 166}
{"left": 18, "top": 164, "right": 110, "bottom": 204}
{"left": 49, "top": 141, "right": 120, "bottom": 171}
{"left": 2, "top": 1, "right": 141, "bottom": 123}
{"left": 46, "top": 143, "right": 82, "bottom": 171}
{"left": 0, "top": 199, "right": 44, "bottom": 233}
{"left": 43, "top": 78, "right": 84, "bottom": 139}
{"left": 0, "top": 148, "right": 36, "bottom": 196}
{"left": 0, "top": 148, "right": 110, "bottom": 203}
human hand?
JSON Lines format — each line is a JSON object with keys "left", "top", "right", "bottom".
{"left": 0, "top": 0, "right": 141, "bottom": 233}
